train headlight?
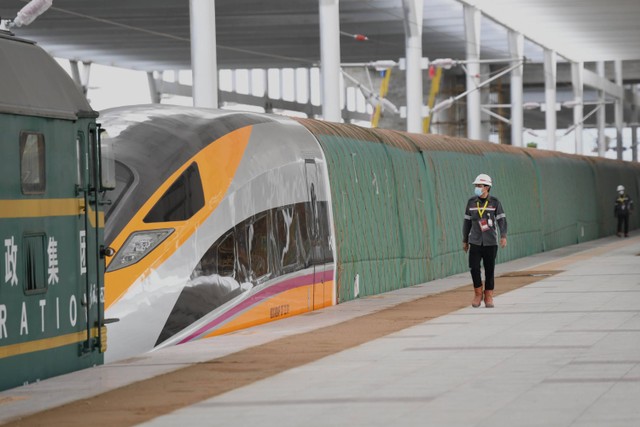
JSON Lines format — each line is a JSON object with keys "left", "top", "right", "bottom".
{"left": 106, "top": 229, "right": 174, "bottom": 272}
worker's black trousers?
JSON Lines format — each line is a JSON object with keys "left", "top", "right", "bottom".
{"left": 617, "top": 214, "right": 629, "bottom": 235}
{"left": 469, "top": 243, "right": 498, "bottom": 290}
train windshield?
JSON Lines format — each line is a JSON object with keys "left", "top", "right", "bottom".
{"left": 104, "top": 161, "right": 134, "bottom": 220}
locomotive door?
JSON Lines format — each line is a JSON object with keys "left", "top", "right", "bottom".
{"left": 303, "top": 159, "right": 326, "bottom": 310}
{"left": 76, "top": 127, "right": 102, "bottom": 353}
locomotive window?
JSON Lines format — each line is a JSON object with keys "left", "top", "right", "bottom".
{"left": 76, "top": 132, "right": 85, "bottom": 187}
{"left": 20, "top": 132, "right": 46, "bottom": 194}
{"left": 144, "top": 162, "right": 204, "bottom": 223}
{"left": 248, "top": 215, "right": 269, "bottom": 280}
{"left": 24, "top": 234, "right": 47, "bottom": 294}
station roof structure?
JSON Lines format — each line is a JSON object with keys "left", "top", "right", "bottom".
{"left": 1, "top": 0, "right": 640, "bottom": 81}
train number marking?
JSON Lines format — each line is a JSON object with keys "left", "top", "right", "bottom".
{"left": 269, "top": 304, "right": 290, "bottom": 319}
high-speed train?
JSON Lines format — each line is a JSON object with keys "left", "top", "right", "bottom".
{"left": 102, "top": 106, "right": 334, "bottom": 362}
{"left": 102, "top": 105, "right": 640, "bottom": 363}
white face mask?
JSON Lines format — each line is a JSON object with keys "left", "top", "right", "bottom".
{"left": 619, "top": 190, "right": 624, "bottom": 195}
{"left": 474, "top": 187, "right": 484, "bottom": 197}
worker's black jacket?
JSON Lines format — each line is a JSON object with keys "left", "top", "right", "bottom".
{"left": 462, "top": 195, "right": 507, "bottom": 246}
{"left": 614, "top": 194, "right": 634, "bottom": 217}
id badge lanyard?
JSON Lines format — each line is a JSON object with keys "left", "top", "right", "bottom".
{"left": 477, "top": 200, "right": 490, "bottom": 232}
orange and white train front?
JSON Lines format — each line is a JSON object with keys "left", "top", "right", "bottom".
{"left": 101, "top": 106, "right": 335, "bottom": 363}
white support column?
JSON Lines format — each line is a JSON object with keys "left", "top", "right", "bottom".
{"left": 596, "top": 61, "right": 606, "bottom": 157}
{"left": 632, "top": 122, "right": 638, "bottom": 162}
{"left": 508, "top": 31, "right": 524, "bottom": 147}
{"left": 464, "top": 5, "right": 481, "bottom": 140}
{"left": 543, "top": 49, "right": 557, "bottom": 151}
{"left": 480, "top": 64, "right": 491, "bottom": 140}
{"left": 147, "top": 71, "right": 162, "bottom": 104}
{"left": 614, "top": 60, "right": 624, "bottom": 160}
{"left": 402, "top": 0, "right": 424, "bottom": 133}
{"left": 307, "top": 68, "right": 313, "bottom": 117}
{"left": 319, "top": 0, "right": 342, "bottom": 122}
{"left": 263, "top": 69, "right": 273, "bottom": 113}
{"left": 633, "top": 84, "right": 639, "bottom": 162}
{"left": 571, "top": 62, "right": 584, "bottom": 155}
{"left": 262, "top": 69, "right": 268, "bottom": 97}
{"left": 190, "top": 0, "right": 218, "bottom": 108}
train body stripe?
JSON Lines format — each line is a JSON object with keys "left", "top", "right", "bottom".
{"left": 0, "top": 199, "right": 104, "bottom": 227}
{"left": 178, "top": 269, "right": 334, "bottom": 344}
{"left": 0, "top": 328, "right": 99, "bottom": 359}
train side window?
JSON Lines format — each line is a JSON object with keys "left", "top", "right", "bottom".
{"left": 20, "top": 132, "right": 46, "bottom": 194}
{"left": 24, "top": 234, "right": 47, "bottom": 294}
{"left": 317, "top": 202, "right": 334, "bottom": 263}
{"left": 296, "top": 203, "right": 311, "bottom": 266}
{"left": 144, "top": 162, "right": 205, "bottom": 223}
{"left": 216, "top": 232, "right": 236, "bottom": 278}
{"left": 276, "top": 206, "right": 301, "bottom": 272}
{"left": 235, "top": 224, "right": 250, "bottom": 285}
{"left": 248, "top": 215, "right": 269, "bottom": 281}
{"left": 191, "top": 230, "right": 236, "bottom": 279}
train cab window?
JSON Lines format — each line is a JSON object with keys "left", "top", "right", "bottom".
{"left": 248, "top": 215, "right": 269, "bottom": 281}
{"left": 104, "top": 161, "right": 134, "bottom": 219}
{"left": 20, "top": 132, "right": 46, "bottom": 194}
{"left": 144, "top": 162, "right": 204, "bottom": 223}
{"left": 24, "top": 234, "right": 47, "bottom": 294}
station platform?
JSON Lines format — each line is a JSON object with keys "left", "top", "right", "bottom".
{"left": 1, "top": 234, "right": 639, "bottom": 426}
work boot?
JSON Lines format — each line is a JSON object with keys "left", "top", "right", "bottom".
{"left": 471, "top": 287, "right": 483, "bottom": 308}
{"left": 484, "top": 290, "right": 494, "bottom": 308}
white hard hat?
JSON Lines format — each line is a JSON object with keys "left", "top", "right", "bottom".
{"left": 473, "top": 174, "right": 492, "bottom": 187}
{"left": 617, "top": 185, "right": 625, "bottom": 192}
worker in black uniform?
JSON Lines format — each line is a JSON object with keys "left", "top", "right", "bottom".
{"left": 614, "top": 185, "right": 634, "bottom": 237}
{"left": 462, "top": 174, "right": 507, "bottom": 308}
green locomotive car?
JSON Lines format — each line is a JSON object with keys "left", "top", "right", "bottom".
{"left": 0, "top": 31, "right": 113, "bottom": 390}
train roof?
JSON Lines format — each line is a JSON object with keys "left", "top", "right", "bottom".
{"left": 0, "top": 32, "right": 96, "bottom": 120}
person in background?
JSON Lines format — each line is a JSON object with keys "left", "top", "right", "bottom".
{"left": 462, "top": 174, "right": 507, "bottom": 308}
{"left": 614, "top": 185, "right": 634, "bottom": 237}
